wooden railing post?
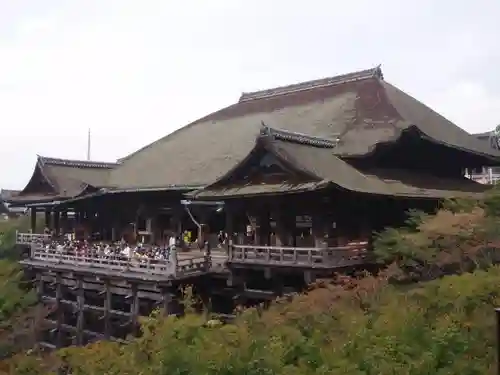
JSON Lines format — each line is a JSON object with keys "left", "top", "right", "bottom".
{"left": 76, "top": 277, "right": 85, "bottom": 345}
{"left": 55, "top": 273, "right": 63, "bottom": 348}
{"left": 34, "top": 273, "right": 44, "bottom": 349}
{"left": 103, "top": 280, "right": 112, "bottom": 339}
{"left": 130, "top": 284, "right": 139, "bottom": 337}
{"left": 170, "top": 246, "right": 178, "bottom": 277}
{"left": 204, "top": 241, "right": 212, "bottom": 270}
{"left": 322, "top": 248, "right": 329, "bottom": 266}
{"left": 228, "top": 241, "right": 233, "bottom": 261}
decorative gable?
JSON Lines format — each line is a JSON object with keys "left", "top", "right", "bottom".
{"left": 19, "top": 163, "right": 56, "bottom": 196}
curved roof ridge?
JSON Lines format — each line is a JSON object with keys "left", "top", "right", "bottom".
{"left": 117, "top": 66, "right": 382, "bottom": 164}
{"left": 37, "top": 155, "right": 119, "bottom": 169}
{"left": 239, "top": 65, "right": 382, "bottom": 103}
{"left": 260, "top": 123, "right": 338, "bottom": 149}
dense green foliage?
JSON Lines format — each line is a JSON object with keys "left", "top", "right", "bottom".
{"left": 0, "top": 218, "right": 37, "bottom": 361}
{"left": 0, "top": 216, "right": 33, "bottom": 260}
{"left": 3, "top": 193, "right": 500, "bottom": 374}
{"left": 6, "top": 268, "right": 498, "bottom": 374}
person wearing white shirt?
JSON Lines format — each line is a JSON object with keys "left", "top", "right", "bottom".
{"left": 121, "top": 246, "right": 131, "bottom": 258}
{"left": 169, "top": 235, "right": 176, "bottom": 249}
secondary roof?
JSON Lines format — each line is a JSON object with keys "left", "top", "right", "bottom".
{"left": 191, "top": 125, "right": 488, "bottom": 200}
{"left": 9, "top": 156, "right": 118, "bottom": 205}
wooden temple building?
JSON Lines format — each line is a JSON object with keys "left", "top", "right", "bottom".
{"left": 8, "top": 66, "right": 500, "bottom": 349}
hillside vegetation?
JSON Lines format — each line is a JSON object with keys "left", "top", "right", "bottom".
{"left": 2, "top": 192, "right": 500, "bottom": 374}
{"left": 0, "top": 217, "right": 37, "bottom": 362}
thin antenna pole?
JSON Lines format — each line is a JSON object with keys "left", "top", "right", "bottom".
{"left": 87, "top": 128, "right": 91, "bottom": 161}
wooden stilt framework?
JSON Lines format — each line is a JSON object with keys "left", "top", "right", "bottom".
{"left": 103, "top": 280, "right": 112, "bottom": 339}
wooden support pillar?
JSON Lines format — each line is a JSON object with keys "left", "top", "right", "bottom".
{"left": 53, "top": 210, "right": 60, "bottom": 237}
{"left": 76, "top": 277, "right": 85, "bottom": 345}
{"left": 55, "top": 273, "right": 63, "bottom": 348}
{"left": 322, "top": 211, "right": 337, "bottom": 247}
{"left": 130, "top": 284, "right": 139, "bottom": 337}
{"left": 103, "top": 280, "right": 112, "bottom": 339}
{"left": 311, "top": 213, "right": 327, "bottom": 248}
{"left": 60, "top": 210, "right": 68, "bottom": 236}
{"left": 170, "top": 210, "right": 178, "bottom": 236}
{"left": 288, "top": 214, "right": 296, "bottom": 247}
{"left": 272, "top": 207, "right": 294, "bottom": 247}
{"left": 34, "top": 273, "right": 44, "bottom": 347}
{"left": 170, "top": 209, "right": 183, "bottom": 244}
{"left": 74, "top": 210, "right": 84, "bottom": 240}
{"left": 200, "top": 291, "right": 212, "bottom": 320}
{"left": 44, "top": 209, "right": 51, "bottom": 231}
{"left": 225, "top": 204, "right": 234, "bottom": 252}
{"left": 147, "top": 218, "right": 155, "bottom": 244}
{"left": 197, "top": 211, "right": 209, "bottom": 248}
{"left": 273, "top": 275, "right": 284, "bottom": 297}
{"left": 30, "top": 207, "right": 37, "bottom": 233}
{"left": 257, "top": 210, "right": 271, "bottom": 246}
{"left": 225, "top": 205, "right": 234, "bottom": 237}
{"left": 161, "top": 289, "right": 176, "bottom": 317}
{"left": 87, "top": 208, "right": 96, "bottom": 239}
{"left": 246, "top": 214, "right": 257, "bottom": 245}
{"left": 304, "top": 270, "right": 315, "bottom": 285}
{"left": 176, "top": 217, "right": 183, "bottom": 238}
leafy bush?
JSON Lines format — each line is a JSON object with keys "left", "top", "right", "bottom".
{"left": 0, "top": 216, "right": 33, "bottom": 260}
{"left": 5, "top": 267, "right": 498, "bottom": 375}
{"left": 0, "top": 218, "right": 37, "bottom": 360}
{"left": 374, "top": 203, "right": 500, "bottom": 282}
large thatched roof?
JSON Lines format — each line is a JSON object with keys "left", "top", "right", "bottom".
{"left": 9, "top": 156, "right": 118, "bottom": 205}
{"left": 108, "top": 66, "right": 500, "bottom": 190}
{"left": 190, "top": 125, "right": 488, "bottom": 200}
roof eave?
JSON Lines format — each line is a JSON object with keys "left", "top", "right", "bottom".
{"left": 191, "top": 185, "right": 325, "bottom": 200}
{"left": 336, "top": 124, "right": 500, "bottom": 164}
{"left": 416, "top": 132, "right": 500, "bottom": 165}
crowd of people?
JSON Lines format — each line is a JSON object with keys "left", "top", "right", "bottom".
{"left": 32, "top": 230, "right": 193, "bottom": 262}
{"left": 37, "top": 239, "right": 176, "bottom": 261}
{"left": 32, "top": 225, "right": 229, "bottom": 261}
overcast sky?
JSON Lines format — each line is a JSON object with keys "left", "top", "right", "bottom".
{"left": 1, "top": 0, "right": 500, "bottom": 189}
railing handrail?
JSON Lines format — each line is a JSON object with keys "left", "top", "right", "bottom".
{"left": 16, "top": 231, "right": 51, "bottom": 245}
{"left": 228, "top": 243, "right": 369, "bottom": 268}
{"left": 232, "top": 243, "right": 367, "bottom": 252}
{"left": 30, "top": 248, "right": 211, "bottom": 277}
{"left": 16, "top": 232, "right": 50, "bottom": 237}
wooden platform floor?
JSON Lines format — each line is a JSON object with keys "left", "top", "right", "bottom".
{"left": 21, "top": 249, "right": 229, "bottom": 282}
